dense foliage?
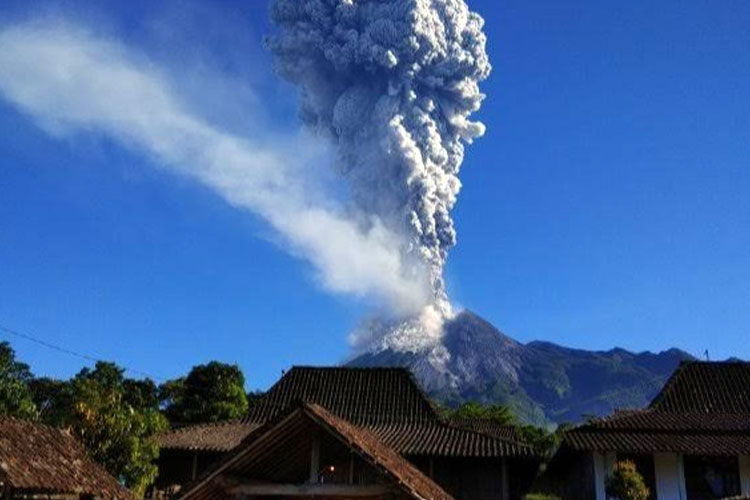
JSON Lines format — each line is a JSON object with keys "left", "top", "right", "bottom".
{"left": 159, "top": 361, "right": 249, "bottom": 424}
{"left": 28, "top": 362, "right": 168, "bottom": 495}
{"left": 605, "top": 460, "right": 651, "bottom": 500}
{"left": 0, "top": 341, "right": 262, "bottom": 495}
{"left": 0, "top": 342, "right": 38, "bottom": 420}
{"left": 443, "top": 401, "right": 566, "bottom": 457}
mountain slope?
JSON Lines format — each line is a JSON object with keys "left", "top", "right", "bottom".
{"left": 348, "top": 311, "right": 693, "bottom": 426}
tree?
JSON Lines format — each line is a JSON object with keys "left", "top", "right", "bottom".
{"left": 43, "top": 362, "right": 168, "bottom": 495}
{"left": 0, "top": 341, "right": 38, "bottom": 420}
{"left": 29, "top": 377, "right": 70, "bottom": 423}
{"left": 605, "top": 460, "right": 650, "bottom": 500}
{"left": 160, "top": 361, "right": 248, "bottom": 424}
{"left": 445, "top": 402, "right": 515, "bottom": 426}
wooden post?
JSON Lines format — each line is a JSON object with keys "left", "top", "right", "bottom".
{"left": 309, "top": 431, "right": 321, "bottom": 484}
{"left": 500, "top": 459, "right": 509, "bottom": 500}
{"left": 740, "top": 455, "right": 750, "bottom": 496}
{"left": 191, "top": 452, "right": 199, "bottom": 481}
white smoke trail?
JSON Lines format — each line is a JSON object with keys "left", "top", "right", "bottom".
{"left": 0, "top": 21, "right": 433, "bottom": 317}
{"left": 267, "top": 0, "right": 491, "bottom": 351}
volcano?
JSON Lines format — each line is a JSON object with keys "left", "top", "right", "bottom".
{"left": 348, "top": 311, "right": 693, "bottom": 425}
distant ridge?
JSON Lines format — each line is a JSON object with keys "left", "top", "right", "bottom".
{"left": 348, "top": 310, "right": 694, "bottom": 425}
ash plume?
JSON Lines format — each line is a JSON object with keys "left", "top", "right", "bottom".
{"left": 267, "top": 0, "right": 491, "bottom": 350}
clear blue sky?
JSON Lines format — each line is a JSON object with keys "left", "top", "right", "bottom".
{"left": 1, "top": 0, "right": 748, "bottom": 390}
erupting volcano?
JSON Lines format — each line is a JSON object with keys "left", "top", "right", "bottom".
{"left": 267, "top": 0, "right": 491, "bottom": 354}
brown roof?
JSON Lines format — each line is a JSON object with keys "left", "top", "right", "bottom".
{"left": 158, "top": 420, "right": 258, "bottom": 452}
{"left": 178, "top": 402, "right": 454, "bottom": 500}
{"left": 244, "top": 367, "right": 437, "bottom": 425}
{"left": 447, "top": 417, "right": 522, "bottom": 441}
{"left": 561, "top": 361, "right": 750, "bottom": 456}
{"left": 307, "top": 404, "right": 455, "bottom": 500}
{"left": 649, "top": 361, "right": 750, "bottom": 413}
{"left": 370, "top": 422, "right": 530, "bottom": 457}
{"left": 564, "top": 427, "right": 750, "bottom": 456}
{"left": 159, "top": 367, "right": 535, "bottom": 458}
{"left": 0, "top": 418, "right": 133, "bottom": 499}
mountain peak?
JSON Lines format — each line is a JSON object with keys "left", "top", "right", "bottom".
{"left": 348, "top": 311, "right": 693, "bottom": 425}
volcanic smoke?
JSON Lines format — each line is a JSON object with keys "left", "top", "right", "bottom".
{"left": 267, "top": 0, "right": 491, "bottom": 352}
{"left": 0, "top": 0, "right": 490, "bottom": 356}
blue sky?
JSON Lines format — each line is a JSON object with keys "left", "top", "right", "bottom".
{"left": 0, "top": 0, "right": 749, "bottom": 390}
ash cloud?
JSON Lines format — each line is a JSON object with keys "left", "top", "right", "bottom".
{"left": 0, "top": 0, "right": 491, "bottom": 355}
{"left": 267, "top": 0, "right": 491, "bottom": 350}
{"left": 0, "top": 21, "right": 431, "bottom": 316}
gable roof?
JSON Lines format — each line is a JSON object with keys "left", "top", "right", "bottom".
{"left": 178, "top": 402, "right": 454, "bottom": 500}
{"left": 244, "top": 367, "right": 438, "bottom": 425}
{"left": 561, "top": 361, "right": 750, "bottom": 456}
{"left": 0, "top": 418, "right": 133, "bottom": 499}
{"left": 649, "top": 361, "right": 750, "bottom": 413}
{"left": 159, "top": 367, "right": 536, "bottom": 458}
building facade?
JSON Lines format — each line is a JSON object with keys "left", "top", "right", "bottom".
{"left": 545, "top": 361, "right": 750, "bottom": 500}
{"left": 156, "top": 367, "right": 541, "bottom": 500}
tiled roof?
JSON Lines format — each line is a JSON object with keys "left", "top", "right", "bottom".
{"left": 561, "top": 362, "right": 750, "bottom": 456}
{"left": 447, "top": 417, "right": 522, "bottom": 441}
{"left": 0, "top": 418, "right": 133, "bottom": 499}
{"left": 371, "top": 421, "right": 532, "bottom": 457}
{"left": 159, "top": 419, "right": 534, "bottom": 458}
{"left": 307, "top": 404, "right": 455, "bottom": 500}
{"left": 586, "top": 411, "right": 750, "bottom": 432}
{"left": 178, "top": 402, "right": 455, "bottom": 500}
{"left": 650, "top": 361, "right": 750, "bottom": 413}
{"left": 158, "top": 420, "right": 259, "bottom": 452}
{"left": 244, "top": 366, "right": 437, "bottom": 424}
{"left": 564, "top": 428, "right": 750, "bottom": 456}
{"left": 158, "top": 367, "right": 536, "bottom": 458}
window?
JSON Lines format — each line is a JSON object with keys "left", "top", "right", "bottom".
{"left": 683, "top": 455, "right": 740, "bottom": 500}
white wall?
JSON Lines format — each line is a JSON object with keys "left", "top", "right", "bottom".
{"left": 740, "top": 455, "right": 750, "bottom": 496}
{"left": 593, "top": 452, "right": 617, "bottom": 500}
{"left": 654, "top": 453, "right": 686, "bottom": 500}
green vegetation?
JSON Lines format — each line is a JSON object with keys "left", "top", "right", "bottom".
{"left": 159, "top": 361, "right": 249, "bottom": 425}
{"left": 0, "top": 340, "right": 254, "bottom": 495}
{"left": 443, "top": 401, "right": 569, "bottom": 457}
{"left": 444, "top": 401, "right": 514, "bottom": 425}
{"left": 0, "top": 342, "right": 38, "bottom": 420}
{"left": 27, "top": 362, "right": 168, "bottom": 496}
{"left": 605, "top": 460, "right": 651, "bottom": 500}
{"left": 523, "top": 494, "right": 561, "bottom": 500}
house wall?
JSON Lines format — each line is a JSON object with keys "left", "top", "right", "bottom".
{"left": 739, "top": 455, "right": 750, "bottom": 496}
{"left": 410, "top": 457, "right": 536, "bottom": 500}
{"left": 593, "top": 452, "right": 616, "bottom": 500}
{"left": 535, "top": 449, "right": 596, "bottom": 500}
{"left": 653, "top": 453, "right": 686, "bottom": 500}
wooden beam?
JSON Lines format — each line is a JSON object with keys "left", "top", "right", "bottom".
{"left": 309, "top": 430, "right": 321, "bottom": 483}
{"left": 218, "top": 476, "right": 390, "bottom": 497}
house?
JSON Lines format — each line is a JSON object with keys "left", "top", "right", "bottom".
{"left": 0, "top": 417, "right": 133, "bottom": 500}
{"left": 543, "top": 361, "right": 750, "bottom": 500}
{"left": 156, "top": 366, "right": 541, "bottom": 500}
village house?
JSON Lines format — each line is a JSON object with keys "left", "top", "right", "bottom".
{"left": 0, "top": 417, "right": 133, "bottom": 500}
{"left": 544, "top": 361, "right": 750, "bottom": 500}
{"left": 156, "top": 366, "right": 541, "bottom": 500}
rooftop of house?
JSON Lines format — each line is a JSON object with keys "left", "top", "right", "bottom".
{"left": 178, "top": 402, "right": 455, "bottom": 500}
{"left": 561, "top": 361, "right": 750, "bottom": 456}
{"left": 244, "top": 366, "right": 438, "bottom": 425}
{"left": 0, "top": 418, "right": 133, "bottom": 499}
{"left": 158, "top": 366, "right": 536, "bottom": 459}
{"left": 649, "top": 360, "right": 750, "bottom": 413}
